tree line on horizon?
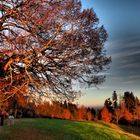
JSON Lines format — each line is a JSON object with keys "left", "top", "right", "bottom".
{"left": 0, "top": 91, "right": 140, "bottom": 127}
{"left": 101, "top": 91, "right": 140, "bottom": 126}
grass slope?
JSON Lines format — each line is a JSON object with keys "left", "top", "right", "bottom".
{"left": 0, "top": 118, "right": 139, "bottom": 140}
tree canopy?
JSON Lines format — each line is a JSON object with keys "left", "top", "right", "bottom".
{"left": 0, "top": 0, "right": 111, "bottom": 103}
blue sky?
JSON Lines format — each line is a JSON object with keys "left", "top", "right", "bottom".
{"left": 77, "top": 0, "right": 140, "bottom": 106}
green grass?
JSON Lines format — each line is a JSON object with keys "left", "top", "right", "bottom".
{"left": 0, "top": 118, "right": 139, "bottom": 140}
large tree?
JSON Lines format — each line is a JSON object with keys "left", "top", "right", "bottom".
{"left": 0, "top": 0, "right": 110, "bottom": 103}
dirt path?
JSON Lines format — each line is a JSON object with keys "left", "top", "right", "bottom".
{"left": 110, "top": 123, "right": 140, "bottom": 140}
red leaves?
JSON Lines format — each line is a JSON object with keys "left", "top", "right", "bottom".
{"left": 62, "top": 109, "right": 71, "bottom": 120}
{"left": 101, "top": 106, "right": 112, "bottom": 123}
{"left": 0, "top": 0, "right": 110, "bottom": 102}
{"left": 35, "top": 101, "right": 94, "bottom": 121}
{"left": 123, "top": 108, "right": 133, "bottom": 121}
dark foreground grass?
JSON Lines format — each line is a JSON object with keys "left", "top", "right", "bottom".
{"left": 0, "top": 118, "right": 139, "bottom": 140}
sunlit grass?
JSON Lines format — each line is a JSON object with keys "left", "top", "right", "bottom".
{"left": 0, "top": 118, "right": 139, "bottom": 140}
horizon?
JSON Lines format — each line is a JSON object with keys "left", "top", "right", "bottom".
{"left": 78, "top": 0, "right": 140, "bottom": 106}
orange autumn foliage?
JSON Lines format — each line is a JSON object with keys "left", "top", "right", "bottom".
{"left": 101, "top": 106, "right": 112, "bottom": 123}
{"left": 62, "top": 109, "right": 71, "bottom": 120}
{"left": 123, "top": 108, "right": 133, "bottom": 121}
{"left": 0, "top": 0, "right": 110, "bottom": 104}
{"left": 87, "top": 111, "right": 93, "bottom": 121}
{"left": 35, "top": 101, "right": 95, "bottom": 121}
{"left": 77, "top": 106, "right": 87, "bottom": 120}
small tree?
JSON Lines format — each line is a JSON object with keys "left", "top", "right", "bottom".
{"left": 62, "top": 109, "right": 71, "bottom": 120}
{"left": 87, "top": 111, "right": 93, "bottom": 121}
{"left": 101, "top": 105, "right": 112, "bottom": 123}
{"left": 104, "top": 98, "right": 113, "bottom": 113}
{"left": 123, "top": 108, "right": 133, "bottom": 122}
{"left": 114, "top": 103, "right": 125, "bottom": 124}
{"left": 77, "top": 106, "right": 87, "bottom": 120}
{"left": 134, "top": 97, "right": 140, "bottom": 127}
{"left": 112, "top": 91, "right": 118, "bottom": 109}
{"left": 123, "top": 92, "right": 136, "bottom": 114}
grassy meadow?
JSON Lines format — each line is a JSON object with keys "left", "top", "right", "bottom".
{"left": 0, "top": 118, "right": 139, "bottom": 140}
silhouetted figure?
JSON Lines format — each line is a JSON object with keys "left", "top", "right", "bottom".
{"left": 0, "top": 107, "right": 8, "bottom": 126}
{"left": 8, "top": 109, "right": 14, "bottom": 125}
{"left": 0, "top": 111, "right": 4, "bottom": 126}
